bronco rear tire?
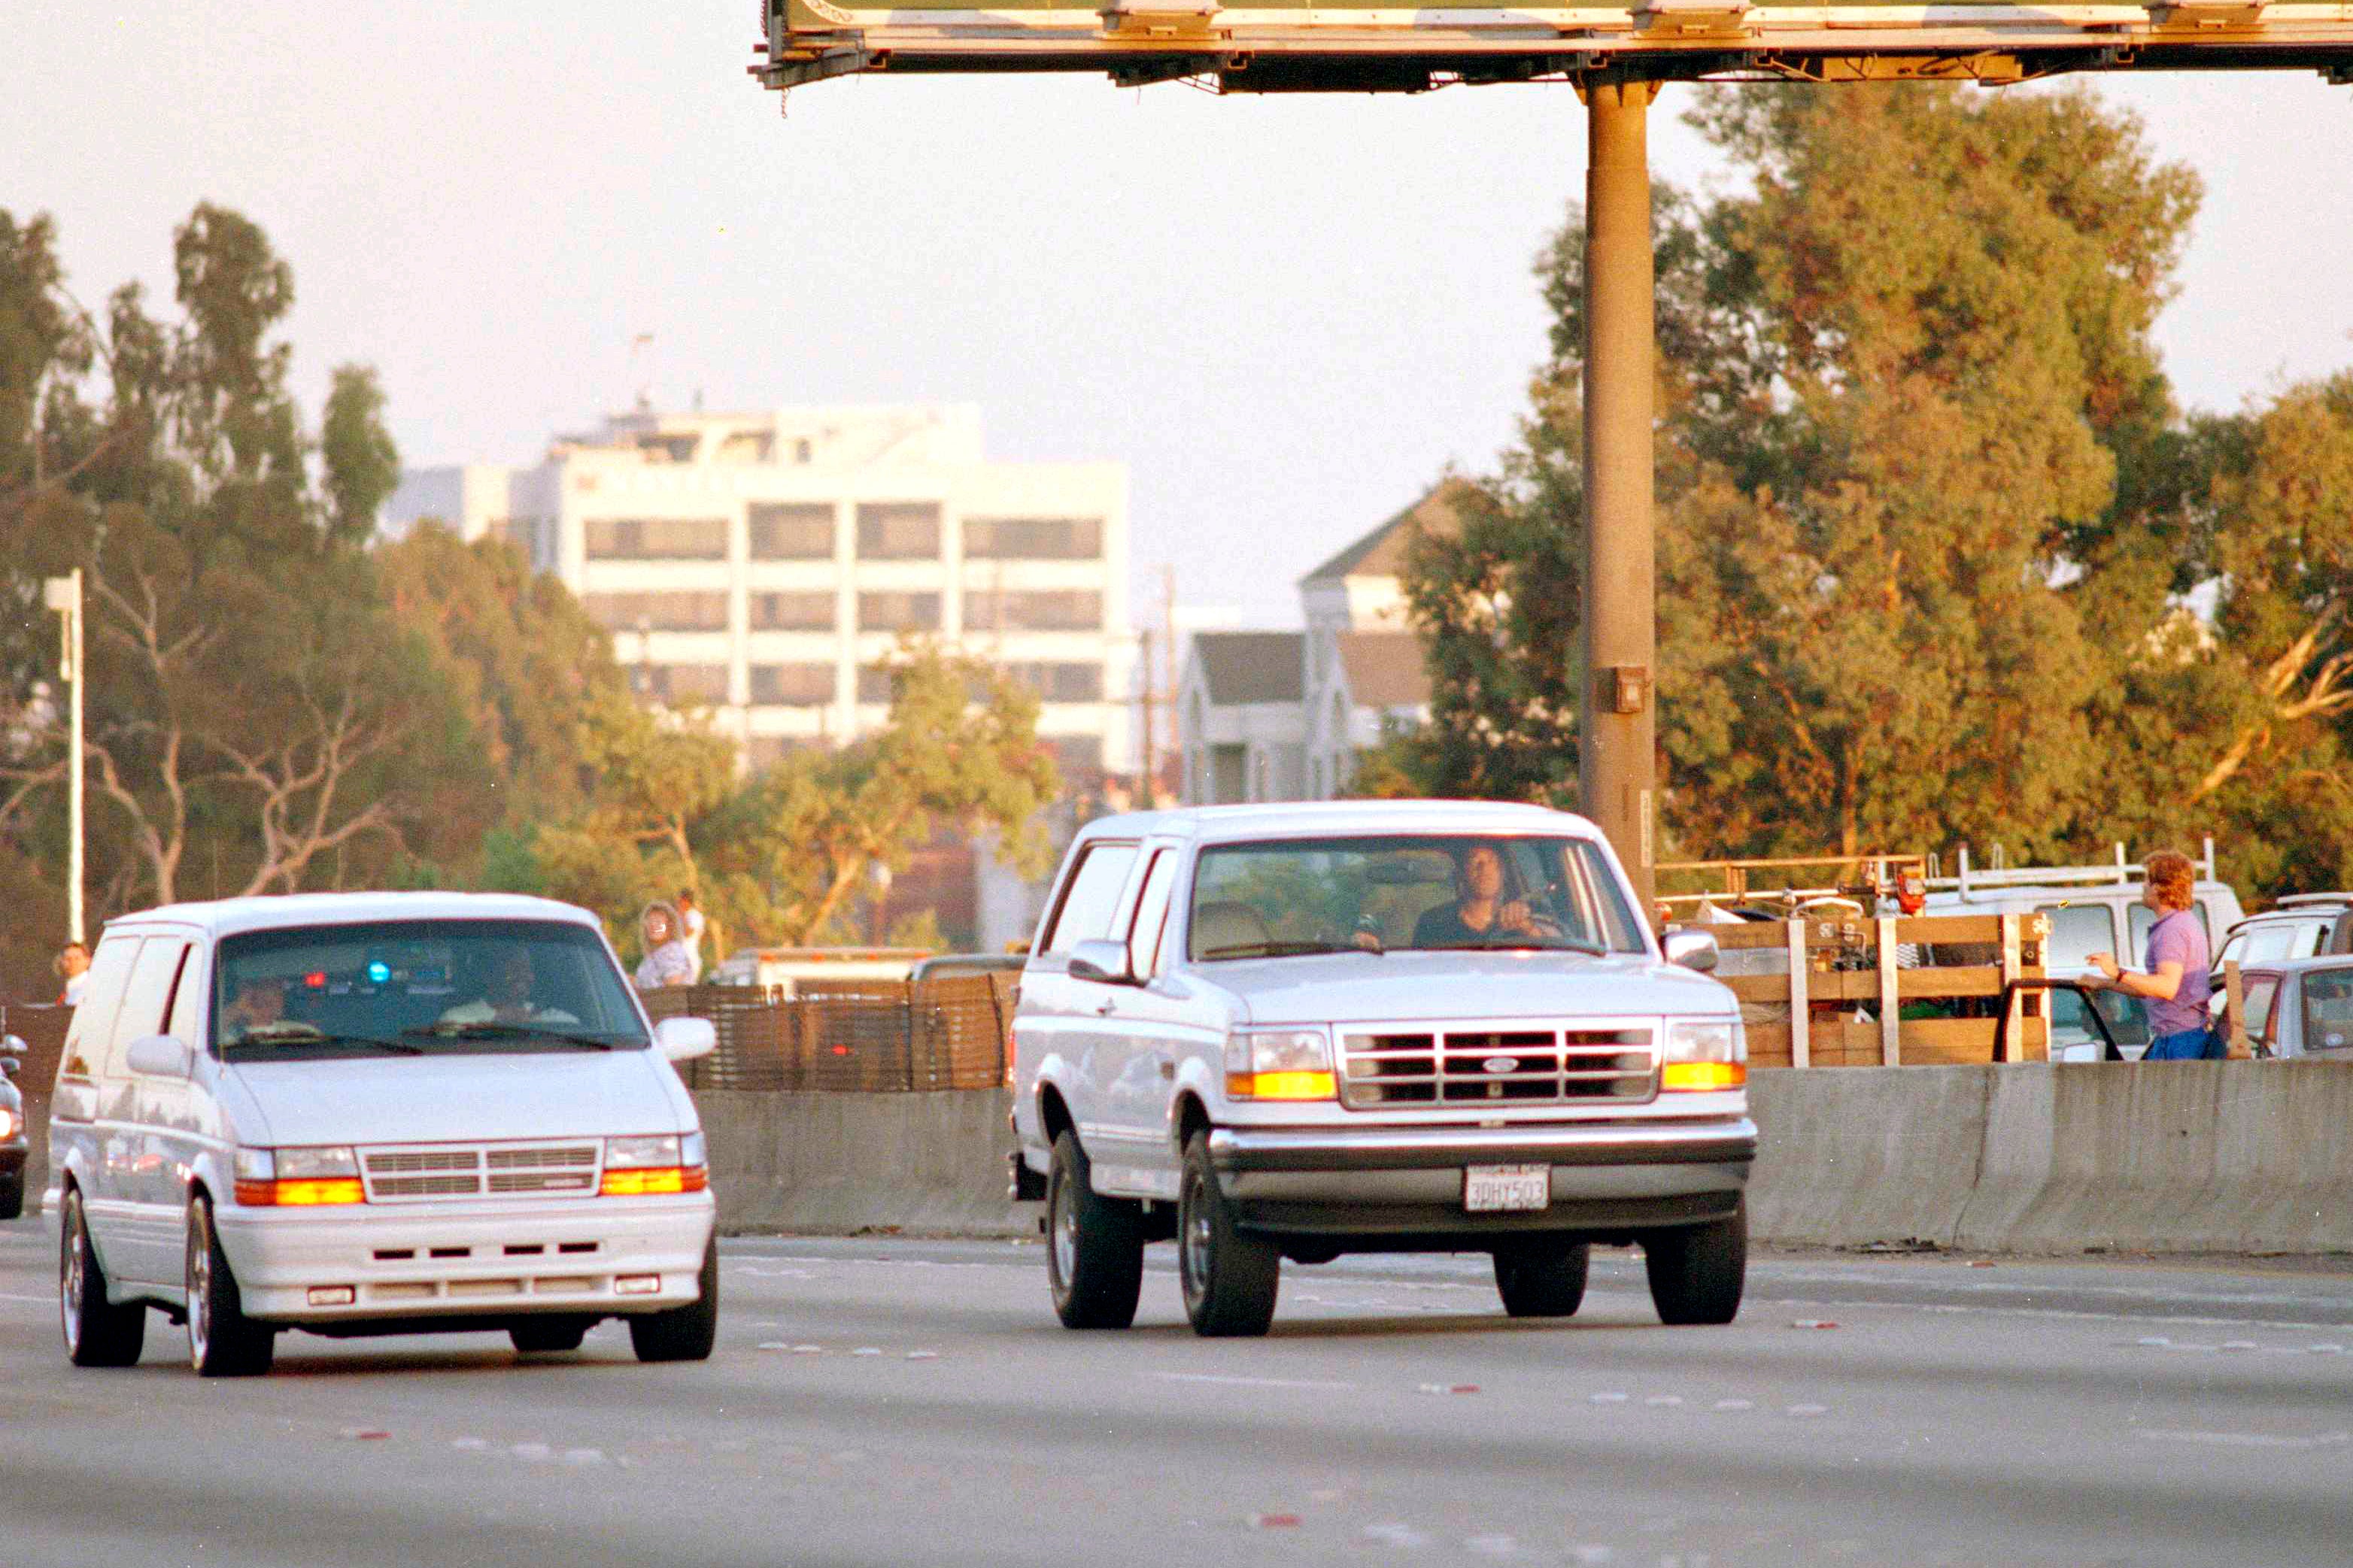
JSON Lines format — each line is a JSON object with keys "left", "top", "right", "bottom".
{"left": 1046, "top": 1130, "right": 1144, "bottom": 1330}
{"left": 1178, "top": 1132, "right": 1279, "bottom": 1338}
{"left": 59, "top": 1185, "right": 145, "bottom": 1367}
{"left": 1644, "top": 1201, "right": 1747, "bottom": 1327}
{"left": 1495, "top": 1239, "right": 1590, "bottom": 1318}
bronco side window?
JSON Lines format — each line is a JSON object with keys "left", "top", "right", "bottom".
{"left": 1040, "top": 842, "right": 1140, "bottom": 956}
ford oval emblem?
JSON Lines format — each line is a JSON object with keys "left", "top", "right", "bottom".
{"left": 1481, "top": 1055, "right": 1519, "bottom": 1075}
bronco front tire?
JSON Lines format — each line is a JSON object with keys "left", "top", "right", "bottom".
{"left": 1644, "top": 1200, "right": 1747, "bottom": 1326}
{"left": 1046, "top": 1130, "right": 1144, "bottom": 1330}
{"left": 1177, "top": 1132, "right": 1279, "bottom": 1338}
{"left": 1495, "top": 1238, "right": 1590, "bottom": 1318}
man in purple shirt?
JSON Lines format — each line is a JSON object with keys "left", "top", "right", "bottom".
{"left": 2087, "top": 850, "right": 2216, "bottom": 1060}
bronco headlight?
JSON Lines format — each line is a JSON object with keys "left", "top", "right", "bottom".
{"left": 1222, "top": 1029, "right": 1336, "bottom": 1101}
{"left": 1662, "top": 1019, "right": 1746, "bottom": 1093}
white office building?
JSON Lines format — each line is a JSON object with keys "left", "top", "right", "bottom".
{"left": 387, "top": 405, "right": 1131, "bottom": 783}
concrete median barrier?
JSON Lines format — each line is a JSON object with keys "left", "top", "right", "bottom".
{"left": 686, "top": 1066, "right": 2353, "bottom": 1256}
{"left": 694, "top": 1087, "right": 1029, "bottom": 1238}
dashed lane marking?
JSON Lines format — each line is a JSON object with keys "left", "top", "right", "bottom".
{"left": 1154, "top": 1372, "right": 1359, "bottom": 1391}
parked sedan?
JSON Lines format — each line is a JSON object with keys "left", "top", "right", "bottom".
{"left": 2212, "top": 956, "right": 2353, "bottom": 1058}
{"left": 1, "top": 1035, "right": 27, "bottom": 1218}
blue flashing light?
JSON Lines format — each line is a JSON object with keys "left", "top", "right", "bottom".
{"left": 366, "top": 960, "right": 392, "bottom": 984}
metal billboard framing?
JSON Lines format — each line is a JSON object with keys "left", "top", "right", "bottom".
{"left": 754, "top": 2, "right": 2353, "bottom": 97}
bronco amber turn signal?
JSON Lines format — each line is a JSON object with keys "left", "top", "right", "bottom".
{"left": 1660, "top": 1061, "right": 1746, "bottom": 1093}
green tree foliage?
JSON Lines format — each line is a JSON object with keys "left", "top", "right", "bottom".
{"left": 1383, "top": 85, "right": 2353, "bottom": 881}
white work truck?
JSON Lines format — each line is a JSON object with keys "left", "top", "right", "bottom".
{"left": 1009, "top": 801, "right": 1755, "bottom": 1337}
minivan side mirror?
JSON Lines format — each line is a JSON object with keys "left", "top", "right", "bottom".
{"left": 1065, "top": 939, "right": 1139, "bottom": 987}
{"left": 125, "top": 1033, "right": 193, "bottom": 1078}
{"left": 654, "top": 1016, "right": 717, "bottom": 1063}
{"left": 1662, "top": 929, "right": 1720, "bottom": 973}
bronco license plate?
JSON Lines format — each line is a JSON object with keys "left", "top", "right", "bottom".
{"left": 1464, "top": 1164, "right": 1550, "bottom": 1212}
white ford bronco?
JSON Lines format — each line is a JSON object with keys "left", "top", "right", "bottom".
{"left": 1009, "top": 800, "right": 1754, "bottom": 1336}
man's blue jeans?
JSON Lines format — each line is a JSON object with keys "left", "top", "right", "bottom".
{"left": 2143, "top": 1028, "right": 2217, "bottom": 1061}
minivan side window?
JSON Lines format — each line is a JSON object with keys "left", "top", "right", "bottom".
{"left": 165, "top": 945, "right": 205, "bottom": 1043}
{"left": 2130, "top": 902, "right": 2211, "bottom": 955}
{"left": 1041, "top": 842, "right": 1141, "bottom": 956}
{"left": 55, "top": 933, "right": 142, "bottom": 1084}
{"left": 2037, "top": 905, "right": 2115, "bottom": 970}
{"left": 106, "top": 938, "right": 188, "bottom": 1077}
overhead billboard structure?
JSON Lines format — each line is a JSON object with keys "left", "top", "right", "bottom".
{"left": 745, "top": 0, "right": 2352, "bottom": 916}
{"left": 754, "top": 1, "right": 2353, "bottom": 96}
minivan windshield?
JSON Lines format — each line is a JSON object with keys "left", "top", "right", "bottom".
{"left": 1189, "top": 835, "right": 1646, "bottom": 961}
{"left": 212, "top": 919, "right": 649, "bottom": 1060}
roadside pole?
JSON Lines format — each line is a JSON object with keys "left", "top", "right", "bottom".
{"left": 1579, "top": 81, "right": 1659, "bottom": 916}
{"left": 44, "top": 569, "right": 84, "bottom": 945}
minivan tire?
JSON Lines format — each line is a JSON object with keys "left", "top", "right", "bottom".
{"left": 1177, "top": 1132, "right": 1279, "bottom": 1338}
{"left": 512, "top": 1318, "right": 593, "bottom": 1354}
{"left": 1495, "top": 1238, "right": 1590, "bottom": 1318}
{"left": 1046, "top": 1130, "right": 1143, "bottom": 1330}
{"left": 628, "top": 1238, "right": 718, "bottom": 1363}
{"left": 60, "top": 1185, "right": 145, "bottom": 1367}
{"left": 0, "top": 1173, "right": 23, "bottom": 1221}
{"left": 187, "top": 1194, "right": 275, "bottom": 1377}
{"left": 1644, "top": 1201, "right": 1747, "bottom": 1327}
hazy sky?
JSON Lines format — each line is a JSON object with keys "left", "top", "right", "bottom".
{"left": 11, "top": 4, "right": 2352, "bottom": 627}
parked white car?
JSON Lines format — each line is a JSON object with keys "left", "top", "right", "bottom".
{"left": 47, "top": 892, "right": 719, "bottom": 1376}
{"left": 1010, "top": 801, "right": 1754, "bottom": 1337}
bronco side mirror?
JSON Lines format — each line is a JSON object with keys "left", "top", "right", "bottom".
{"left": 1066, "top": 939, "right": 1140, "bottom": 987}
{"left": 1662, "top": 929, "right": 1720, "bottom": 973}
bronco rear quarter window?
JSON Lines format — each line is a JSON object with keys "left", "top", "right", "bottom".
{"left": 1041, "top": 842, "right": 1140, "bottom": 956}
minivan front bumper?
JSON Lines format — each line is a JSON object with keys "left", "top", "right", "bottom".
{"left": 1206, "top": 1117, "right": 1756, "bottom": 1239}
{"left": 216, "top": 1192, "right": 715, "bottom": 1324}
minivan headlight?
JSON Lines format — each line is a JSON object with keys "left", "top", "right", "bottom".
{"left": 233, "top": 1145, "right": 364, "bottom": 1206}
{"left": 1223, "top": 1029, "right": 1336, "bottom": 1101}
{"left": 1662, "top": 1019, "right": 1746, "bottom": 1093}
{"left": 601, "top": 1133, "right": 709, "bottom": 1196}
{"left": 0, "top": 1105, "right": 17, "bottom": 1142}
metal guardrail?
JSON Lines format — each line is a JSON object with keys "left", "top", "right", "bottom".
{"left": 640, "top": 972, "right": 1015, "bottom": 1092}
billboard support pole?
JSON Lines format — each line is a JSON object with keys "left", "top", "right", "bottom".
{"left": 1580, "top": 79, "right": 1660, "bottom": 921}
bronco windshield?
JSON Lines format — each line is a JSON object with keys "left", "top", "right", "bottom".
{"left": 212, "top": 919, "right": 649, "bottom": 1060}
{"left": 1188, "top": 836, "right": 1646, "bottom": 961}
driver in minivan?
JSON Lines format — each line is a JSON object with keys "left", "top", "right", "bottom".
{"left": 1412, "top": 844, "right": 1553, "bottom": 948}
{"left": 221, "top": 977, "right": 290, "bottom": 1038}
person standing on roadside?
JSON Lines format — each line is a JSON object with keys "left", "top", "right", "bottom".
{"left": 2086, "top": 850, "right": 2216, "bottom": 1060}
{"left": 674, "top": 887, "right": 707, "bottom": 983}
{"left": 55, "top": 941, "right": 90, "bottom": 1005}
{"left": 635, "top": 901, "right": 697, "bottom": 990}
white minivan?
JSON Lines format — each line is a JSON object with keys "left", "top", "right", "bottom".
{"left": 47, "top": 892, "right": 720, "bottom": 1376}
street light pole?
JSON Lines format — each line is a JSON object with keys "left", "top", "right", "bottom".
{"left": 42, "top": 569, "right": 85, "bottom": 944}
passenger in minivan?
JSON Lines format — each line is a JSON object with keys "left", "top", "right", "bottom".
{"left": 440, "top": 949, "right": 580, "bottom": 1027}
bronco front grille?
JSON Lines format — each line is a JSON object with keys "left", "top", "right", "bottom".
{"left": 360, "top": 1143, "right": 602, "bottom": 1202}
{"left": 1337, "top": 1023, "right": 1656, "bottom": 1109}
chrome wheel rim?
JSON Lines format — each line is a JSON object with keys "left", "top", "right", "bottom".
{"left": 1049, "top": 1170, "right": 1077, "bottom": 1292}
{"left": 60, "top": 1201, "right": 85, "bottom": 1355}
{"left": 186, "top": 1206, "right": 211, "bottom": 1367}
{"left": 1180, "top": 1172, "right": 1211, "bottom": 1303}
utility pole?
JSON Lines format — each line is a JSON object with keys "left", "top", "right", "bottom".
{"left": 1160, "top": 564, "right": 1176, "bottom": 808}
{"left": 1579, "top": 80, "right": 1659, "bottom": 917}
{"left": 1137, "top": 626, "right": 1155, "bottom": 805}
{"left": 43, "top": 569, "right": 84, "bottom": 943}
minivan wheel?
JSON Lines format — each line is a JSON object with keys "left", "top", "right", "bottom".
{"left": 1644, "top": 1201, "right": 1747, "bottom": 1327}
{"left": 1495, "top": 1239, "right": 1590, "bottom": 1318}
{"left": 59, "top": 1185, "right": 145, "bottom": 1367}
{"left": 1045, "top": 1130, "right": 1143, "bottom": 1330}
{"left": 0, "top": 1172, "right": 24, "bottom": 1221}
{"left": 628, "top": 1239, "right": 718, "bottom": 1363}
{"left": 187, "top": 1195, "right": 275, "bottom": 1376}
{"left": 1177, "top": 1133, "right": 1279, "bottom": 1338}
{"left": 512, "top": 1318, "right": 594, "bottom": 1354}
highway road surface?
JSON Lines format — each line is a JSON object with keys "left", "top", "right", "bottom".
{"left": 3, "top": 1220, "right": 2348, "bottom": 1566}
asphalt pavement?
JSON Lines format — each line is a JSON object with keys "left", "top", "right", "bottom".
{"left": 2, "top": 1219, "right": 2348, "bottom": 1567}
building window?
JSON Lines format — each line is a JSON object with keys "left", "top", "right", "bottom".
{"left": 859, "top": 591, "right": 941, "bottom": 632}
{"left": 746, "top": 734, "right": 814, "bottom": 772}
{"left": 1001, "top": 663, "right": 1105, "bottom": 703}
{"left": 584, "top": 590, "right": 730, "bottom": 632}
{"left": 748, "top": 663, "right": 836, "bottom": 706}
{"left": 584, "top": 517, "right": 728, "bottom": 560}
{"left": 965, "top": 590, "right": 1102, "bottom": 632}
{"left": 633, "top": 664, "right": 730, "bottom": 705}
{"left": 856, "top": 665, "right": 898, "bottom": 704}
{"left": 1047, "top": 734, "right": 1106, "bottom": 784}
{"left": 963, "top": 517, "right": 1102, "bottom": 560}
{"left": 855, "top": 502, "right": 941, "bottom": 560}
{"left": 749, "top": 590, "right": 836, "bottom": 632}
{"left": 749, "top": 502, "right": 836, "bottom": 560}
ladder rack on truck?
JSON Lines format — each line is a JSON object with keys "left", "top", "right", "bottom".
{"left": 1928, "top": 838, "right": 2218, "bottom": 901}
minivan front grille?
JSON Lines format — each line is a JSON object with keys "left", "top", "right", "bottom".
{"left": 360, "top": 1143, "right": 603, "bottom": 1202}
{"left": 1338, "top": 1024, "right": 1656, "bottom": 1109}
